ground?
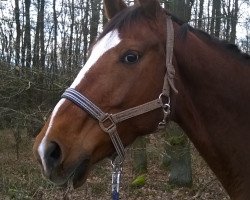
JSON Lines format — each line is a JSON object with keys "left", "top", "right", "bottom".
{"left": 0, "top": 130, "right": 229, "bottom": 200}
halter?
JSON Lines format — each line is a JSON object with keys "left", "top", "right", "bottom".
{"left": 61, "top": 16, "right": 176, "bottom": 199}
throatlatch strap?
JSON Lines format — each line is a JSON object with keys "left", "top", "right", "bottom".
{"left": 164, "top": 16, "right": 178, "bottom": 94}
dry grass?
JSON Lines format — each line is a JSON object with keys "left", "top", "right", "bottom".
{"left": 0, "top": 130, "right": 229, "bottom": 200}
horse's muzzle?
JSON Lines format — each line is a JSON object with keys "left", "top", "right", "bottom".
{"left": 34, "top": 140, "right": 91, "bottom": 187}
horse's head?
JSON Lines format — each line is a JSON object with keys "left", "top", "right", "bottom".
{"left": 33, "top": 0, "right": 172, "bottom": 188}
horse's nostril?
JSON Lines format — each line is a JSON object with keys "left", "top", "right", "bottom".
{"left": 44, "top": 141, "right": 62, "bottom": 171}
{"left": 49, "top": 142, "right": 61, "bottom": 161}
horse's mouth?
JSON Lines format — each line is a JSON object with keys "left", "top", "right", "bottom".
{"left": 45, "top": 158, "right": 91, "bottom": 188}
{"left": 71, "top": 158, "right": 90, "bottom": 188}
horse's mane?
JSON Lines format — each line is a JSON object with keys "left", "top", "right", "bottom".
{"left": 98, "top": 5, "right": 250, "bottom": 61}
{"left": 170, "top": 14, "right": 250, "bottom": 61}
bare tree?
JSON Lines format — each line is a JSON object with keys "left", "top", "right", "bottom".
{"left": 83, "top": 0, "right": 90, "bottom": 63}
{"left": 198, "top": 0, "right": 204, "bottom": 29}
{"left": 21, "top": 0, "right": 31, "bottom": 69}
{"left": 230, "top": 0, "right": 239, "bottom": 43}
{"left": 90, "top": 0, "right": 101, "bottom": 44}
{"left": 39, "top": 0, "right": 45, "bottom": 70}
{"left": 214, "top": 0, "right": 221, "bottom": 37}
{"left": 67, "top": 0, "right": 75, "bottom": 73}
{"left": 14, "top": 0, "right": 21, "bottom": 67}
{"left": 52, "top": 0, "right": 58, "bottom": 72}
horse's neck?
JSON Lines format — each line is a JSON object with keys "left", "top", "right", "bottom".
{"left": 173, "top": 30, "right": 250, "bottom": 199}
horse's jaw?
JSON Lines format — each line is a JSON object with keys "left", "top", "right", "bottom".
{"left": 71, "top": 158, "right": 91, "bottom": 188}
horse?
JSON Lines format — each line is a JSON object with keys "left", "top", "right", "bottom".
{"left": 33, "top": 0, "right": 250, "bottom": 199}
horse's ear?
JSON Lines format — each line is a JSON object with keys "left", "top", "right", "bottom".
{"left": 137, "top": 0, "right": 162, "bottom": 18}
{"left": 104, "top": 0, "right": 127, "bottom": 20}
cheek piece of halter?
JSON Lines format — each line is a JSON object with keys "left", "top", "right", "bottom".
{"left": 61, "top": 16, "right": 177, "bottom": 199}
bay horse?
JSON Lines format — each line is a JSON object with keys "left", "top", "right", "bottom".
{"left": 33, "top": 0, "right": 250, "bottom": 199}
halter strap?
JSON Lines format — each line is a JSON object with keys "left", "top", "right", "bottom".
{"left": 61, "top": 88, "right": 165, "bottom": 161}
{"left": 61, "top": 88, "right": 126, "bottom": 161}
{"left": 164, "top": 15, "right": 178, "bottom": 94}
{"left": 62, "top": 88, "right": 106, "bottom": 121}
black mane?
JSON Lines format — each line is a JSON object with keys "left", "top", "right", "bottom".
{"left": 171, "top": 14, "right": 250, "bottom": 60}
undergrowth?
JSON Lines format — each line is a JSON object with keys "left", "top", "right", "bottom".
{"left": 0, "top": 130, "right": 229, "bottom": 200}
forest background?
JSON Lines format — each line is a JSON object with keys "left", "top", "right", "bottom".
{"left": 0, "top": 0, "right": 249, "bottom": 133}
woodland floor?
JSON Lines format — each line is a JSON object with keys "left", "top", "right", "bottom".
{"left": 0, "top": 130, "right": 229, "bottom": 200}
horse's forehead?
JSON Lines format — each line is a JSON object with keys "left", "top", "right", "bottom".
{"left": 70, "top": 29, "right": 121, "bottom": 88}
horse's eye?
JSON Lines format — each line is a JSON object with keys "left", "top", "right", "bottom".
{"left": 121, "top": 51, "right": 140, "bottom": 64}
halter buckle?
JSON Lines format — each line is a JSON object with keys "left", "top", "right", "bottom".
{"left": 99, "top": 114, "right": 116, "bottom": 133}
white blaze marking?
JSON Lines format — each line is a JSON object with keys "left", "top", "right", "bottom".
{"left": 70, "top": 29, "right": 121, "bottom": 88}
{"left": 38, "top": 29, "right": 121, "bottom": 172}
{"left": 38, "top": 99, "right": 65, "bottom": 172}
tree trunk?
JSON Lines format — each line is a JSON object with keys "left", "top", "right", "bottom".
{"left": 162, "top": 122, "right": 192, "bottom": 187}
{"left": 39, "top": 0, "right": 45, "bottom": 71}
{"left": 73, "top": 23, "right": 80, "bottom": 69}
{"left": 214, "top": 0, "right": 221, "bottom": 37}
{"left": 169, "top": 0, "right": 194, "bottom": 22}
{"left": 33, "top": 0, "right": 41, "bottom": 69}
{"left": 230, "top": 0, "right": 238, "bottom": 44}
{"left": 198, "top": 0, "right": 204, "bottom": 29}
{"left": 52, "top": 0, "right": 58, "bottom": 73}
{"left": 83, "top": 0, "right": 90, "bottom": 63}
{"left": 210, "top": 0, "right": 216, "bottom": 35}
{"left": 25, "top": 0, "right": 31, "bottom": 69}
{"left": 206, "top": 0, "right": 211, "bottom": 33}
{"left": 60, "top": 0, "right": 67, "bottom": 73}
{"left": 67, "top": 0, "right": 75, "bottom": 74}
{"left": 225, "top": 0, "right": 231, "bottom": 41}
{"left": 21, "top": 0, "right": 31, "bottom": 69}
{"left": 7, "top": 29, "right": 13, "bottom": 64}
{"left": 32, "top": 0, "right": 45, "bottom": 101}
{"left": 90, "top": 0, "right": 101, "bottom": 45}
{"left": 14, "top": 0, "right": 21, "bottom": 68}
{"left": 132, "top": 137, "right": 147, "bottom": 176}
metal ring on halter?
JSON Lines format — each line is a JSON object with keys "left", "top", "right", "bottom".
{"left": 158, "top": 93, "right": 171, "bottom": 129}
{"left": 159, "top": 93, "right": 170, "bottom": 109}
{"left": 111, "top": 157, "right": 123, "bottom": 167}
